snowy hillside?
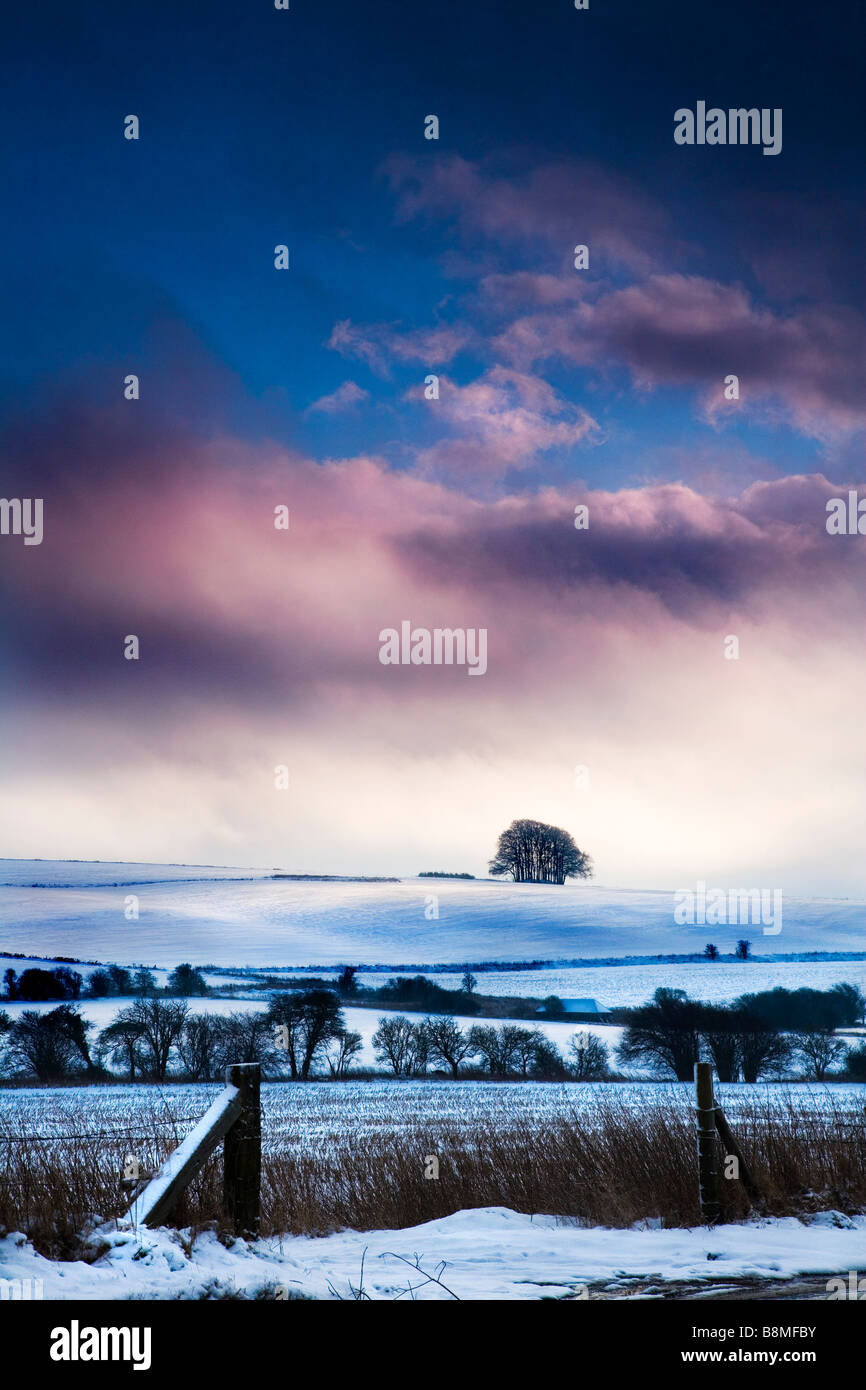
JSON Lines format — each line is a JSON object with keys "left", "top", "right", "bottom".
{"left": 2, "top": 861, "right": 863, "bottom": 968}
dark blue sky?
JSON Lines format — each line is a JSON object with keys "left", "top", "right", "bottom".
{"left": 1, "top": 0, "right": 863, "bottom": 487}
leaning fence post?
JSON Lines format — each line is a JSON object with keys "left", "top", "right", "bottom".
{"left": 694, "top": 1061, "right": 720, "bottom": 1224}
{"left": 714, "top": 1103, "right": 762, "bottom": 1205}
{"left": 223, "top": 1062, "right": 261, "bottom": 1237}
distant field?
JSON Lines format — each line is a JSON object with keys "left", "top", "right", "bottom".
{"left": 352, "top": 960, "right": 866, "bottom": 1006}
{"left": 4, "top": 954, "right": 865, "bottom": 1009}
{"left": 2, "top": 860, "right": 863, "bottom": 966}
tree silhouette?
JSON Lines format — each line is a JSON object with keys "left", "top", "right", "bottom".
{"left": 489, "top": 819, "right": 592, "bottom": 885}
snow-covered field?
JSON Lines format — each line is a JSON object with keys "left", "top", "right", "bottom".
{"left": 3, "top": 860, "right": 863, "bottom": 966}
{"left": 3, "top": 1080, "right": 862, "bottom": 1154}
{"left": 1, "top": 1206, "right": 863, "bottom": 1301}
{"left": 356, "top": 960, "right": 866, "bottom": 1005}
{"left": 3, "top": 1078, "right": 863, "bottom": 1300}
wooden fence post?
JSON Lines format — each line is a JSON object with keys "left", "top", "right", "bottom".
{"left": 694, "top": 1061, "right": 720, "bottom": 1224}
{"left": 223, "top": 1062, "right": 261, "bottom": 1238}
{"left": 125, "top": 1083, "right": 243, "bottom": 1230}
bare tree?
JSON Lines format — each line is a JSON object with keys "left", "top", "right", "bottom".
{"left": 469, "top": 1024, "right": 510, "bottom": 1076}
{"left": 98, "top": 1015, "right": 147, "bottom": 1079}
{"left": 426, "top": 1017, "right": 474, "bottom": 1078}
{"left": 8, "top": 1009, "right": 83, "bottom": 1081}
{"left": 733, "top": 1013, "right": 792, "bottom": 1083}
{"left": 617, "top": 989, "right": 702, "bottom": 1081}
{"left": 373, "top": 1015, "right": 417, "bottom": 1076}
{"left": 50, "top": 1004, "right": 97, "bottom": 1074}
{"left": 468, "top": 1024, "right": 541, "bottom": 1076}
{"left": 267, "top": 993, "right": 304, "bottom": 1078}
{"left": 793, "top": 1029, "right": 847, "bottom": 1081}
{"left": 326, "top": 1028, "right": 363, "bottom": 1077}
{"left": 530, "top": 1035, "right": 568, "bottom": 1078}
{"left": 176, "top": 1014, "right": 223, "bottom": 1080}
{"left": 112, "top": 998, "right": 189, "bottom": 1080}
{"left": 267, "top": 991, "right": 344, "bottom": 1079}
{"left": 511, "top": 1027, "right": 547, "bottom": 1077}
{"left": 408, "top": 1018, "right": 433, "bottom": 1075}
{"left": 698, "top": 1004, "right": 740, "bottom": 1082}
{"left": 214, "top": 1011, "right": 276, "bottom": 1072}
{"left": 568, "top": 1031, "right": 610, "bottom": 1080}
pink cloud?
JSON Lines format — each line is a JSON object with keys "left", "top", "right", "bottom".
{"left": 385, "top": 154, "right": 675, "bottom": 275}
{"left": 328, "top": 318, "right": 469, "bottom": 376}
{"left": 408, "top": 367, "right": 601, "bottom": 480}
{"left": 4, "top": 404, "right": 865, "bottom": 887}
{"left": 371, "top": 156, "right": 866, "bottom": 442}
{"left": 493, "top": 274, "right": 866, "bottom": 439}
{"left": 307, "top": 380, "right": 370, "bottom": 414}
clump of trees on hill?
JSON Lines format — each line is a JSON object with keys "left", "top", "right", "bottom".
{"left": 489, "top": 819, "right": 592, "bottom": 885}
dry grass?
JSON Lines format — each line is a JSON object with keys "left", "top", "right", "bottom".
{"left": 1, "top": 1093, "right": 863, "bottom": 1259}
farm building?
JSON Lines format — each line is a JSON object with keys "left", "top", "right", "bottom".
{"left": 536, "top": 997, "right": 611, "bottom": 1021}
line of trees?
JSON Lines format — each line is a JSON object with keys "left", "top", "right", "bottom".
{"left": 0, "top": 996, "right": 611, "bottom": 1084}
{"left": 2, "top": 962, "right": 208, "bottom": 1002}
{"left": 617, "top": 984, "right": 865, "bottom": 1082}
{"left": 371, "top": 1015, "right": 609, "bottom": 1080}
{"left": 2, "top": 980, "right": 862, "bottom": 1085}
{"left": 418, "top": 871, "right": 475, "bottom": 879}
{"left": 0, "top": 991, "right": 362, "bottom": 1084}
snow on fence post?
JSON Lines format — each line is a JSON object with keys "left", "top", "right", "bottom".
{"left": 123, "top": 1061, "right": 261, "bottom": 1233}
{"left": 223, "top": 1062, "right": 261, "bottom": 1238}
{"left": 126, "top": 1083, "right": 244, "bottom": 1230}
{"left": 694, "top": 1061, "right": 720, "bottom": 1224}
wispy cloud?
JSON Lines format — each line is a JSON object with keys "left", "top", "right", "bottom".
{"left": 328, "top": 319, "right": 470, "bottom": 376}
{"left": 307, "top": 380, "right": 370, "bottom": 414}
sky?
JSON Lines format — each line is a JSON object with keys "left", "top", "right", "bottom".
{"left": 0, "top": 0, "right": 864, "bottom": 894}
